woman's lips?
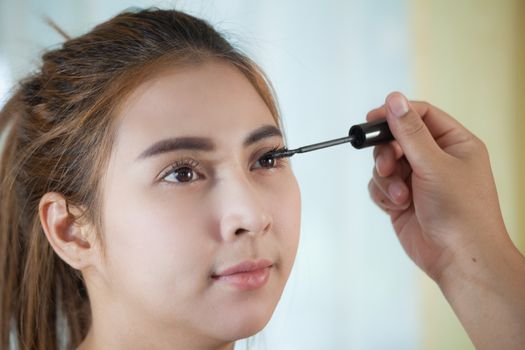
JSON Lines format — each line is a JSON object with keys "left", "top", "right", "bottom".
{"left": 212, "top": 259, "right": 273, "bottom": 291}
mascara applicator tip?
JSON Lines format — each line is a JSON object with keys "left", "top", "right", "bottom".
{"left": 264, "top": 148, "right": 296, "bottom": 159}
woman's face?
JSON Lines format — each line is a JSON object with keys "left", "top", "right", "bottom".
{"left": 94, "top": 60, "right": 301, "bottom": 345}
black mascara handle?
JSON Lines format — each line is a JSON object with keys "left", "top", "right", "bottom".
{"left": 348, "top": 118, "right": 394, "bottom": 149}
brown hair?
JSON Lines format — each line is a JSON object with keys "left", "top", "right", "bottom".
{"left": 0, "top": 8, "right": 281, "bottom": 350}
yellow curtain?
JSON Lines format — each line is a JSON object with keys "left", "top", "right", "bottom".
{"left": 409, "top": 0, "right": 525, "bottom": 348}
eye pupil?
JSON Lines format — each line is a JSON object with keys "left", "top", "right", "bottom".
{"left": 175, "top": 167, "right": 193, "bottom": 182}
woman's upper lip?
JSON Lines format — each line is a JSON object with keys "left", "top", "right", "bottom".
{"left": 213, "top": 258, "right": 273, "bottom": 277}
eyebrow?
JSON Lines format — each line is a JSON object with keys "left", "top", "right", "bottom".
{"left": 136, "top": 124, "right": 283, "bottom": 160}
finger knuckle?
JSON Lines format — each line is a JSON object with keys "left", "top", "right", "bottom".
{"left": 412, "top": 100, "right": 432, "bottom": 110}
{"left": 465, "top": 134, "right": 489, "bottom": 157}
{"left": 400, "top": 117, "right": 426, "bottom": 138}
{"left": 420, "top": 101, "right": 432, "bottom": 110}
{"left": 475, "top": 136, "right": 488, "bottom": 152}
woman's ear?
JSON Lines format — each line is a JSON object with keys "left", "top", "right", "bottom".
{"left": 39, "top": 192, "right": 99, "bottom": 270}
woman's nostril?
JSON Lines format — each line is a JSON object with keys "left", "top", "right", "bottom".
{"left": 235, "top": 228, "right": 248, "bottom": 236}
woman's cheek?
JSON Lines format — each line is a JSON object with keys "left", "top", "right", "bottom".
{"left": 276, "top": 174, "right": 302, "bottom": 267}
{"left": 102, "top": 191, "right": 206, "bottom": 291}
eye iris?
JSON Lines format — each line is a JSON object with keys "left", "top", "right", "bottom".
{"left": 260, "top": 156, "right": 275, "bottom": 168}
{"left": 175, "top": 167, "right": 193, "bottom": 182}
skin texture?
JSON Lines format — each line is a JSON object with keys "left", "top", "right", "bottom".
{"left": 367, "top": 92, "right": 525, "bottom": 349}
{"left": 40, "top": 60, "right": 301, "bottom": 350}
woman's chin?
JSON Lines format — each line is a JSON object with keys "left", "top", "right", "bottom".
{"left": 225, "top": 321, "right": 267, "bottom": 341}
{"left": 217, "top": 306, "right": 274, "bottom": 341}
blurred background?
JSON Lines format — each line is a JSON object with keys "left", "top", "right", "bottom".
{"left": 0, "top": 0, "right": 523, "bottom": 349}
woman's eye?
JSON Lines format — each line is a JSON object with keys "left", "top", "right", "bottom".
{"left": 253, "top": 151, "right": 286, "bottom": 170}
{"left": 163, "top": 167, "right": 198, "bottom": 183}
{"left": 254, "top": 156, "right": 277, "bottom": 169}
{"left": 161, "top": 159, "right": 202, "bottom": 184}
{"left": 163, "top": 166, "right": 200, "bottom": 183}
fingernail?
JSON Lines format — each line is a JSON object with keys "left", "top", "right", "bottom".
{"left": 388, "top": 183, "right": 404, "bottom": 203}
{"left": 375, "top": 155, "right": 385, "bottom": 176}
{"left": 388, "top": 93, "right": 409, "bottom": 118}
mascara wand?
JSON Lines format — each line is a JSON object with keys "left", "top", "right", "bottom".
{"left": 265, "top": 118, "right": 394, "bottom": 159}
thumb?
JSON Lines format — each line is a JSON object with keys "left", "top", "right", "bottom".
{"left": 385, "top": 92, "right": 443, "bottom": 175}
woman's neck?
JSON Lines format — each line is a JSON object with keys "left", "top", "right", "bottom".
{"left": 76, "top": 327, "right": 236, "bottom": 350}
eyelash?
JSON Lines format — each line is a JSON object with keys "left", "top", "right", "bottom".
{"left": 159, "top": 146, "right": 288, "bottom": 185}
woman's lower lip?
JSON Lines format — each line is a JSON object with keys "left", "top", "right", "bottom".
{"left": 212, "top": 266, "right": 271, "bottom": 291}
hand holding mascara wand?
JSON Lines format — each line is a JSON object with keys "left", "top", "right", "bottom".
{"left": 264, "top": 91, "right": 525, "bottom": 348}
{"left": 263, "top": 118, "right": 394, "bottom": 160}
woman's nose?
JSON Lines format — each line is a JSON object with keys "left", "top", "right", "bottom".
{"left": 216, "top": 173, "right": 273, "bottom": 242}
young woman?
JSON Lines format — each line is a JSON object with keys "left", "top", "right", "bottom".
{"left": 0, "top": 7, "right": 524, "bottom": 350}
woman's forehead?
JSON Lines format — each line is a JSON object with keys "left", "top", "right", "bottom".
{"left": 112, "top": 61, "right": 279, "bottom": 159}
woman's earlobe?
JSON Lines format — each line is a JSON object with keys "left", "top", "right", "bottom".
{"left": 39, "top": 192, "right": 96, "bottom": 270}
